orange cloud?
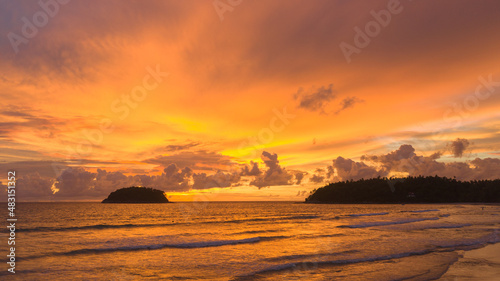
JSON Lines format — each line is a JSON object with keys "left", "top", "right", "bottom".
{"left": 1, "top": 0, "right": 500, "bottom": 201}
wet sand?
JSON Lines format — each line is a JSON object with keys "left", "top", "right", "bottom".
{"left": 438, "top": 243, "right": 500, "bottom": 280}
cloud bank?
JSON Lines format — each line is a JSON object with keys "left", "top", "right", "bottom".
{"left": 310, "top": 142, "right": 500, "bottom": 183}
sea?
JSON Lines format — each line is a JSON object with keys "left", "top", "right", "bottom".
{"left": 2, "top": 202, "right": 500, "bottom": 280}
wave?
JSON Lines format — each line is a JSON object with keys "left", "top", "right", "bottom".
{"left": 284, "top": 215, "right": 320, "bottom": 220}
{"left": 338, "top": 217, "right": 440, "bottom": 228}
{"left": 263, "top": 249, "right": 359, "bottom": 263}
{"left": 386, "top": 223, "right": 472, "bottom": 231}
{"left": 18, "top": 215, "right": 320, "bottom": 233}
{"left": 215, "top": 215, "right": 320, "bottom": 225}
{"left": 421, "top": 223, "right": 472, "bottom": 230}
{"left": 23, "top": 235, "right": 287, "bottom": 260}
{"left": 233, "top": 229, "right": 283, "bottom": 235}
{"left": 402, "top": 209, "right": 440, "bottom": 213}
{"left": 17, "top": 223, "right": 173, "bottom": 233}
{"left": 235, "top": 230, "right": 500, "bottom": 279}
{"left": 234, "top": 248, "right": 436, "bottom": 279}
{"left": 321, "top": 216, "right": 342, "bottom": 220}
{"left": 434, "top": 230, "right": 500, "bottom": 249}
{"left": 348, "top": 212, "right": 389, "bottom": 217}
{"left": 296, "top": 233, "right": 345, "bottom": 239}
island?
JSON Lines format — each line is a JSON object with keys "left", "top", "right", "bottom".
{"left": 102, "top": 186, "right": 170, "bottom": 203}
{"left": 305, "top": 176, "right": 500, "bottom": 204}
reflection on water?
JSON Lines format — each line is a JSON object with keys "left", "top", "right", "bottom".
{"left": 3, "top": 202, "right": 499, "bottom": 280}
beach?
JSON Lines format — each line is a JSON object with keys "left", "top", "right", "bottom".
{"left": 2, "top": 202, "right": 499, "bottom": 280}
{"left": 438, "top": 243, "right": 500, "bottom": 280}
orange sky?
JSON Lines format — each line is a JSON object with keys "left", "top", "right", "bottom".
{"left": 1, "top": 0, "right": 500, "bottom": 201}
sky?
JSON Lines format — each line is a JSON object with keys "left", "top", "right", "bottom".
{"left": 1, "top": 0, "right": 500, "bottom": 201}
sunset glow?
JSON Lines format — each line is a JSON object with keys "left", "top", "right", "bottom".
{"left": 1, "top": 0, "right": 500, "bottom": 201}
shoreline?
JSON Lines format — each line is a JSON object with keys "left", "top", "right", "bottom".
{"left": 303, "top": 201, "right": 500, "bottom": 205}
{"left": 438, "top": 242, "right": 500, "bottom": 280}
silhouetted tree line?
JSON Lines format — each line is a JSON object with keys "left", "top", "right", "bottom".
{"left": 102, "top": 186, "right": 169, "bottom": 203}
{"left": 305, "top": 176, "right": 500, "bottom": 203}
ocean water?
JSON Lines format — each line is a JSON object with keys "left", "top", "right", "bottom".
{"left": 2, "top": 202, "right": 500, "bottom": 280}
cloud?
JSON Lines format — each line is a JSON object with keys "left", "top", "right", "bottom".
{"left": 361, "top": 144, "right": 449, "bottom": 177}
{"left": 6, "top": 142, "right": 500, "bottom": 201}
{"left": 164, "top": 141, "right": 201, "bottom": 152}
{"left": 52, "top": 165, "right": 193, "bottom": 199}
{"left": 335, "top": 97, "right": 363, "bottom": 114}
{"left": 53, "top": 167, "right": 99, "bottom": 198}
{"left": 296, "top": 190, "right": 308, "bottom": 197}
{"left": 12, "top": 173, "right": 55, "bottom": 199}
{"left": 0, "top": 107, "right": 66, "bottom": 139}
{"left": 359, "top": 144, "right": 499, "bottom": 181}
{"left": 430, "top": 152, "right": 442, "bottom": 160}
{"left": 361, "top": 144, "right": 416, "bottom": 172}
{"left": 309, "top": 168, "right": 326, "bottom": 183}
{"left": 294, "top": 171, "right": 308, "bottom": 184}
{"left": 447, "top": 138, "right": 470, "bottom": 157}
{"left": 310, "top": 174, "right": 325, "bottom": 183}
{"left": 0, "top": 1, "right": 192, "bottom": 83}
{"left": 331, "top": 156, "right": 385, "bottom": 181}
{"left": 0, "top": 160, "right": 69, "bottom": 178}
{"left": 192, "top": 171, "right": 241, "bottom": 190}
{"left": 304, "top": 143, "right": 499, "bottom": 185}
{"left": 250, "top": 151, "right": 294, "bottom": 188}
{"left": 240, "top": 161, "right": 261, "bottom": 176}
{"left": 294, "top": 84, "right": 336, "bottom": 113}
{"left": 0, "top": 107, "right": 112, "bottom": 162}
{"left": 144, "top": 150, "right": 234, "bottom": 171}
{"left": 470, "top": 158, "right": 500, "bottom": 180}
{"left": 2, "top": 152, "right": 311, "bottom": 200}
{"left": 134, "top": 164, "right": 192, "bottom": 192}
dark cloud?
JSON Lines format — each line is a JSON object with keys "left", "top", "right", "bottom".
{"left": 361, "top": 145, "right": 445, "bottom": 178}
{"left": 332, "top": 156, "right": 385, "bottom": 181}
{"left": 53, "top": 167, "right": 98, "bottom": 198}
{"left": 335, "top": 97, "right": 363, "bottom": 114}
{"left": 361, "top": 144, "right": 417, "bottom": 173}
{"left": 310, "top": 174, "right": 325, "bottom": 183}
{"left": 240, "top": 161, "right": 261, "bottom": 176}
{"left": 2, "top": 0, "right": 500, "bottom": 94}
{"left": 134, "top": 164, "right": 192, "bottom": 192}
{"left": 0, "top": 0, "right": 191, "bottom": 82}
{"left": 359, "top": 144, "right": 500, "bottom": 181}
{"left": 294, "top": 84, "right": 336, "bottom": 113}
{"left": 294, "top": 171, "right": 307, "bottom": 185}
{"left": 430, "top": 152, "right": 442, "bottom": 160}
{"left": 250, "top": 151, "right": 294, "bottom": 188}
{"left": 447, "top": 138, "right": 470, "bottom": 158}
{"left": 49, "top": 164, "right": 197, "bottom": 200}
{"left": 5, "top": 143, "right": 500, "bottom": 201}
{"left": 12, "top": 173, "right": 55, "bottom": 199}
{"left": 183, "top": 0, "right": 500, "bottom": 94}
{"left": 3, "top": 151, "right": 312, "bottom": 200}
{"left": 192, "top": 171, "right": 241, "bottom": 190}
{"left": 470, "top": 158, "right": 500, "bottom": 180}
{"left": 304, "top": 143, "right": 499, "bottom": 185}
{"left": 309, "top": 168, "right": 326, "bottom": 183}
{"left": 49, "top": 165, "right": 193, "bottom": 200}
